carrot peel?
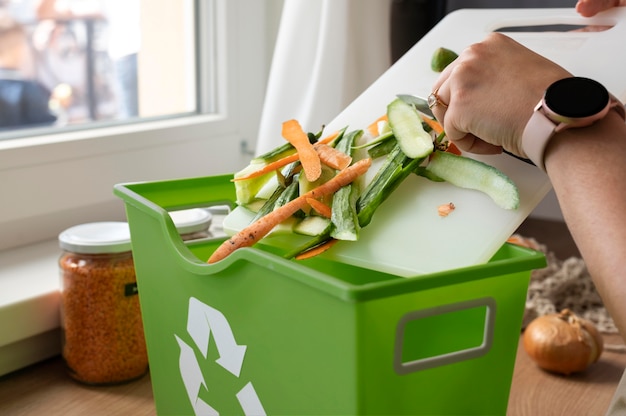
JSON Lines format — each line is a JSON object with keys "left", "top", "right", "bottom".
{"left": 233, "top": 128, "right": 343, "bottom": 183}
{"left": 367, "top": 114, "right": 388, "bottom": 137}
{"left": 295, "top": 238, "right": 338, "bottom": 260}
{"left": 282, "top": 119, "right": 321, "bottom": 182}
{"left": 306, "top": 198, "right": 332, "bottom": 219}
{"left": 319, "top": 130, "right": 340, "bottom": 145}
{"left": 445, "top": 141, "right": 462, "bottom": 155}
{"left": 232, "top": 153, "right": 299, "bottom": 181}
{"left": 315, "top": 143, "right": 352, "bottom": 170}
{"left": 421, "top": 115, "right": 444, "bottom": 135}
{"left": 419, "top": 115, "right": 461, "bottom": 156}
{"left": 208, "top": 158, "right": 371, "bottom": 264}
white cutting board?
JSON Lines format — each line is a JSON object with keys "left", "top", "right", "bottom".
{"left": 225, "top": 8, "right": 626, "bottom": 277}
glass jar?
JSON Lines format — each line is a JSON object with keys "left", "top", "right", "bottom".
{"left": 58, "top": 222, "right": 148, "bottom": 385}
{"left": 170, "top": 208, "right": 213, "bottom": 241}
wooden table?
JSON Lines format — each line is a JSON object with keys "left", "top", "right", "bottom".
{"left": 508, "top": 333, "right": 625, "bottom": 416}
{"left": 0, "top": 333, "right": 624, "bottom": 415}
{"left": 1, "top": 218, "right": 624, "bottom": 415}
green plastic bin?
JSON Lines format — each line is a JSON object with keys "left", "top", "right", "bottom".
{"left": 114, "top": 174, "right": 545, "bottom": 416}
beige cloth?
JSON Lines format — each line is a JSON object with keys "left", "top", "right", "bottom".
{"left": 513, "top": 235, "right": 618, "bottom": 334}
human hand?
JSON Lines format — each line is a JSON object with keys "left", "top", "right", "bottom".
{"left": 576, "top": 0, "right": 626, "bottom": 17}
{"left": 429, "top": 33, "right": 571, "bottom": 158}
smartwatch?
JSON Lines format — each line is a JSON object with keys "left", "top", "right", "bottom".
{"left": 521, "top": 77, "right": 626, "bottom": 171}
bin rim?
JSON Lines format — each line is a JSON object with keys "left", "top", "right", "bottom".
{"left": 114, "top": 176, "right": 546, "bottom": 303}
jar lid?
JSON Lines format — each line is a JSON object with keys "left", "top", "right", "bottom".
{"left": 58, "top": 222, "right": 132, "bottom": 254}
{"left": 170, "top": 208, "right": 213, "bottom": 234}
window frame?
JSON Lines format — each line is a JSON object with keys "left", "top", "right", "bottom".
{"left": 0, "top": 0, "right": 269, "bottom": 252}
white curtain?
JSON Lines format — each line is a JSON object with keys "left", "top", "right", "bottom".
{"left": 256, "top": 0, "right": 392, "bottom": 155}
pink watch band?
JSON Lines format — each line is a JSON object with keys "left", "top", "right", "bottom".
{"left": 521, "top": 109, "right": 557, "bottom": 172}
{"left": 522, "top": 94, "right": 626, "bottom": 172}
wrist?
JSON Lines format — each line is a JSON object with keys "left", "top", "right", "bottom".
{"left": 521, "top": 77, "right": 626, "bottom": 171}
{"left": 544, "top": 109, "right": 626, "bottom": 172}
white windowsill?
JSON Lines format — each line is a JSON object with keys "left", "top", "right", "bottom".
{"left": 0, "top": 239, "right": 62, "bottom": 376}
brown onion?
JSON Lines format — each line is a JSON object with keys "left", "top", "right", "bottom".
{"left": 522, "top": 309, "right": 604, "bottom": 375}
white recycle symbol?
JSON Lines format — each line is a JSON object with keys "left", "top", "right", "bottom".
{"left": 175, "top": 297, "right": 266, "bottom": 416}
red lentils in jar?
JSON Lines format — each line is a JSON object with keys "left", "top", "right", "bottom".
{"left": 58, "top": 222, "right": 148, "bottom": 385}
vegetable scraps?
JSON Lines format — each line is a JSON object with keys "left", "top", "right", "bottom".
{"left": 438, "top": 202, "right": 455, "bottom": 217}
{"left": 209, "top": 47, "right": 519, "bottom": 264}
{"left": 282, "top": 119, "right": 322, "bottom": 182}
{"left": 207, "top": 92, "right": 520, "bottom": 264}
{"left": 208, "top": 158, "right": 372, "bottom": 263}
{"left": 431, "top": 47, "right": 459, "bottom": 72}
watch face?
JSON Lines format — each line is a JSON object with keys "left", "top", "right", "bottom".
{"left": 544, "top": 77, "right": 609, "bottom": 118}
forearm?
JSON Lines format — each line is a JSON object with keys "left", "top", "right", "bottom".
{"left": 427, "top": 31, "right": 626, "bottom": 340}
{"left": 545, "top": 111, "right": 626, "bottom": 341}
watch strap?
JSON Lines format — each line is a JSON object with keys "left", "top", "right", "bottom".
{"left": 612, "top": 94, "right": 626, "bottom": 120}
{"left": 521, "top": 108, "right": 557, "bottom": 172}
{"left": 522, "top": 93, "right": 626, "bottom": 172}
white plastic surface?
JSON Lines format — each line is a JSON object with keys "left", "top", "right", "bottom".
{"left": 226, "top": 8, "right": 626, "bottom": 276}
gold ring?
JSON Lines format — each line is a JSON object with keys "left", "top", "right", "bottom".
{"left": 428, "top": 87, "right": 448, "bottom": 109}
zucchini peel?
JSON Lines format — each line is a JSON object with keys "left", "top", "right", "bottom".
{"left": 424, "top": 150, "right": 520, "bottom": 210}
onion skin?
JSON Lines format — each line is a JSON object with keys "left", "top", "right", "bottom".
{"left": 522, "top": 309, "right": 604, "bottom": 375}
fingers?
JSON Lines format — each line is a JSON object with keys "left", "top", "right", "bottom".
{"left": 428, "top": 32, "right": 571, "bottom": 158}
{"left": 429, "top": 47, "right": 496, "bottom": 157}
{"left": 428, "top": 81, "right": 502, "bottom": 155}
{"left": 453, "top": 134, "right": 503, "bottom": 155}
{"left": 427, "top": 85, "right": 449, "bottom": 124}
{"left": 427, "top": 87, "right": 448, "bottom": 110}
{"left": 429, "top": 61, "right": 454, "bottom": 128}
{"left": 576, "top": 0, "right": 624, "bottom": 17}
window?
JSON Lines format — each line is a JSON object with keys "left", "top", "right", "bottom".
{"left": 1, "top": 0, "right": 205, "bottom": 132}
{"left": 0, "top": 0, "right": 270, "bottom": 252}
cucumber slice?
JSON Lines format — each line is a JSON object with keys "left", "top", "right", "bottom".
{"left": 255, "top": 174, "right": 280, "bottom": 200}
{"left": 351, "top": 130, "right": 393, "bottom": 150}
{"left": 387, "top": 98, "right": 434, "bottom": 159}
{"left": 242, "top": 199, "right": 267, "bottom": 213}
{"left": 233, "top": 162, "right": 275, "bottom": 205}
{"left": 331, "top": 185, "right": 359, "bottom": 241}
{"left": 294, "top": 216, "right": 332, "bottom": 236}
{"left": 368, "top": 137, "right": 396, "bottom": 159}
{"left": 413, "top": 166, "right": 445, "bottom": 182}
{"left": 357, "top": 144, "right": 425, "bottom": 227}
{"left": 251, "top": 185, "right": 284, "bottom": 222}
{"left": 330, "top": 130, "right": 362, "bottom": 241}
{"left": 298, "top": 165, "right": 336, "bottom": 213}
{"left": 425, "top": 150, "right": 520, "bottom": 210}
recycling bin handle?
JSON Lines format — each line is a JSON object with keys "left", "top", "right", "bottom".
{"left": 393, "top": 297, "right": 496, "bottom": 375}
